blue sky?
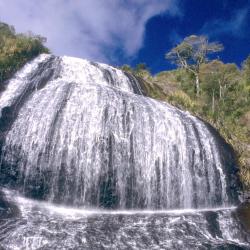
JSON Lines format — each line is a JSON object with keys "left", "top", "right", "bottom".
{"left": 134, "top": 0, "right": 250, "bottom": 73}
{"left": 0, "top": 0, "right": 249, "bottom": 73}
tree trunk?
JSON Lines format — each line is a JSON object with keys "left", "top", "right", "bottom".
{"left": 195, "top": 73, "right": 200, "bottom": 96}
{"left": 219, "top": 81, "right": 222, "bottom": 99}
{"left": 212, "top": 90, "right": 215, "bottom": 114}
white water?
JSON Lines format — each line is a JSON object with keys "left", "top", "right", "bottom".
{"left": 1, "top": 189, "right": 249, "bottom": 250}
{"left": 2, "top": 188, "right": 236, "bottom": 217}
{"left": 0, "top": 54, "right": 248, "bottom": 249}
{"left": 0, "top": 54, "right": 238, "bottom": 209}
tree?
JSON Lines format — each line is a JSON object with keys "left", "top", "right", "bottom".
{"left": 166, "top": 35, "right": 223, "bottom": 96}
{"left": 120, "top": 64, "right": 133, "bottom": 73}
{"left": 135, "top": 63, "right": 148, "bottom": 71}
{"left": 134, "top": 63, "right": 150, "bottom": 78}
{"left": 200, "top": 60, "right": 240, "bottom": 114}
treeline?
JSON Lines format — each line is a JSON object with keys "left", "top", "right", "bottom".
{"left": 122, "top": 36, "right": 250, "bottom": 189}
{"left": 0, "top": 22, "right": 49, "bottom": 90}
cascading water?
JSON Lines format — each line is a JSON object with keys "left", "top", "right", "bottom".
{"left": 0, "top": 54, "right": 249, "bottom": 249}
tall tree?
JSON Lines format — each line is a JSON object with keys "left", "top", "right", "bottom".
{"left": 166, "top": 35, "right": 223, "bottom": 96}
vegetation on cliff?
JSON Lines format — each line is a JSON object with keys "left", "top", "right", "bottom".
{"left": 0, "top": 22, "right": 49, "bottom": 90}
{"left": 122, "top": 36, "right": 250, "bottom": 190}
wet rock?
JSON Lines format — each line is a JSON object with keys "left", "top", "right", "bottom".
{"left": 0, "top": 190, "right": 19, "bottom": 219}
{"left": 236, "top": 202, "right": 250, "bottom": 233}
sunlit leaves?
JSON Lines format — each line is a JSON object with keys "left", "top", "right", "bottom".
{"left": 0, "top": 22, "right": 49, "bottom": 86}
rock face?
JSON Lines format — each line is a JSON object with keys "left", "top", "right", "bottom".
{"left": 0, "top": 190, "right": 19, "bottom": 219}
{"left": 236, "top": 202, "right": 250, "bottom": 233}
{"left": 0, "top": 54, "right": 241, "bottom": 209}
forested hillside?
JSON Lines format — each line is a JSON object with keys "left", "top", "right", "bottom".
{"left": 0, "top": 22, "right": 49, "bottom": 90}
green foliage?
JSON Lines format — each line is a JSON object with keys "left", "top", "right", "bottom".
{"left": 120, "top": 63, "right": 152, "bottom": 80}
{"left": 242, "top": 55, "right": 250, "bottom": 89}
{"left": 120, "top": 64, "right": 133, "bottom": 73}
{"left": 135, "top": 63, "right": 148, "bottom": 71}
{"left": 168, "top": 90, "right": 196, "bottom": 110}
{"left": 0, "top": 22, "right": 49, "bottom": 89}
{"left": 166, "top": 35, "right": 224, "bottom": 96}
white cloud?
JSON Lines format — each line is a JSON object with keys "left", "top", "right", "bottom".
{"left": 201, "top": 8, "right": 249, "bottom": 38}
{"left": 0, "top": 0, "right": 178, "bottom": 63}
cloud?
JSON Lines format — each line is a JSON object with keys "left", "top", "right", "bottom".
{"left": 0, "top": 0, "right": 178, "bottom": 63}
{"left": 201, "top": 8, "right": 249, "bottom": 38}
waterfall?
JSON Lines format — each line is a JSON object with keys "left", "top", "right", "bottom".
{"left": 0, "top": 54, "right": 239, "bottom": 209}
{"left": 0, "top": 54, "right": 248, "bottom": 250}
